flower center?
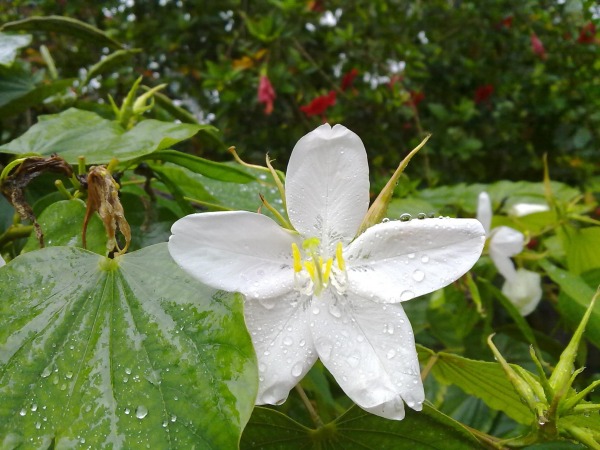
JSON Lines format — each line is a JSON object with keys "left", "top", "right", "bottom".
{"left": 291, "top": 237, "right": 347, "bottom": 296}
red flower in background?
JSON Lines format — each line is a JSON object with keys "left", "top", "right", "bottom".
{"left": 577, "top": 23, "right": 597, "bottom": 44}
{"left": 340, "top": 68, "right": 359, "bottom": 91}
{"left": 409, "top": 90, "right": 425, "bottom": 107}
{"left": 258, "top": 75, "right": 276, "bottom": 115}
{"left": 530, "top": 33, "right": 547, "bottom": 59}
{"left": 474, "top": 84, "right": 494, "bottom": 104}
{"left": 499, "top": 15, "right": 513, "bottom": 29}
{"left": 300, "top": 90, "right": 337, "bottom": 117}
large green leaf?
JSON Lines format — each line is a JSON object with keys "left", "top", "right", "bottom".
{"left": 241, "top": 404, "right": 481, "bottom": 449}
{"left": 539, "top": 259, "right": 600, "bottom": 348}
{"left": 563, "top": 227, "right": 600, "bottom": 275}
{"left": 0, "top": 33, "right": 32, "bottom": 67}
{"left": 1, "top": 16, "right": 123, "bottom": 49}
{"left": 0, "top": 108, "right": 205, "bottom": 164}
{"left": 21, "top": 199, "right": 106, "bottom": 255}
{"left": 419, "top": 348, "right": 534, "bottom": 425}
{"left": 0, "top": 243, "right": 257, "bottom": 448}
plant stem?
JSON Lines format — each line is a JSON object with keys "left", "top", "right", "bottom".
{"left": 294, "top": 384, "right": 323, "bottom": 428}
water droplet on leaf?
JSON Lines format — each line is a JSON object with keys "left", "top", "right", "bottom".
{"left": 135, "top": 405, "right": 148, "bottom": 419}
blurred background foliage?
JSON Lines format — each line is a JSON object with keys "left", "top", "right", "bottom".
{"left": 1, "top": 0, "right": 599, "bottom": 188}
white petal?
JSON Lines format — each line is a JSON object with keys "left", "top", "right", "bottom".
{"left": 476, "top": 192, "right": 492, "bottom": 235}
{"left": 509, "top": 203, "right": 549, "bottom": 217}
{"left": 285, "top": 124, "right": 370, "bottom": 251}
{"left": 244, "top": 291, "right": 317, "bottom": 405}
{"left": 502, "top": 269, "right": 543, "bottom": 316}
{"left": 489, "top": 226, "right": 524, "bottom": 281}
{"left": 345, "top": 218, "right": 485, "bottom": 303}
{"left": 310, "top": 290, "right": 423, "bottom": 420}
{"left": 169, "top": 211, "right": 300, "bottom": 298}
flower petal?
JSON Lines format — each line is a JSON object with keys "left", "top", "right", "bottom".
{"left": 285, "top": 124, "right": 370, "bottom": 250}
{"left": 502, "top": 268, "right": 543, "bottom": 316}
{"left": 244, "top": 291, "right": 317, "bottom": 405}
{"left": 489, "top": 226, "right": 524, "bottom": 281}
{"left": 477, "top": 192, "right": 492, "bottom": 235}
{"left": 311, "top": 290, "right": 423, "bottom": 420}
{"left": 345, "top": 218, "right": 485, "bottom": 303}
{"left": 169, "top": 211, "right": 300, "bottom": 298}
{"left": 509, "top": 203, "right": 549, "bottom": 217}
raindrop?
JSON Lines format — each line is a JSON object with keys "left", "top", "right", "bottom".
{"left": 399, "top": 213, "right": 412, "bottom": 222}
{"left": 19, "top": 408, "right": 26, "bottom": 417}
{"left": 412, "top": 270, "right": 425, "bottom": 282}
{"left": 386, "top": 349, "right": 396, "bottom": 360}
{"left": 384, "top": 324, "right": 395, "bottom": 335}
{"left": 35, "top": 422, "right": 41, "bottom": 430}
{"left": 357, "top": 335, "right": 365, "bottom": 343}
{"left": 421, "top": 255, "right": 430, "bottom": 263}
{"left": 382, "top": 218, "right": 390, "bottom": 223}
{"left": 65, "top": 372, "right": 73, "bottom": 379}
{"left": 162, "top": 420, "right": 168, "bottom": 428}
{"left": 312, "top": 305, "right": 320, "bottom": 315}
{"left": 346, "top": 354, "right": 360, "bottom": 367}
{"left": 31, "top": 404, "right": 38, "bottom": 412}
{"left": 291, "top": 363, "right": 303, "bottom": 377}
{"left": 40, "top": 367, "right": 51, "bottom": 378}
{"left": 400, "top": 290, "right": 415, "bottom": 301}
{"left": 317, "top": 339, "right": 333, "bottom": 359}
{"left": 135, "top": 405, "right": 148, "bottom": 419}
{"left": 283, "top": 336, "right": 294, "bottom": 346}
{"left": 171, "top": 415, "right": 177, "bottom": 422}
{"left": 407, "top": 253, "right": 416, "bottom": 259}
{"left": 259, "top": 297, "right": 276, "bottom": 310}
{"left": 417, "top": 212, "right": 426, "bottom": 219}
{"left": 329, "top": 303, "right": 342, "bottom": 318}
{"left": 125, "top": 368, "right": 132, "bottom": 375}
{"left": 124, "top": 408, "right": 131, "bottom": 415}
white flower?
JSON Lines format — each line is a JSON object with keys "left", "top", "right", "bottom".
{"left": 509, "top": 202, "right": 549, "bottom": 217}
{"left": 502, "top": 269, "right": 543, "bottom": 316}
{"left": 477, "top": 192, "right": 542, "bottom": 316}
{"left": 169, "top": 124, "right": 485, "bottom": 420}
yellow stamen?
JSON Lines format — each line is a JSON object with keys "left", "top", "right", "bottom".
{"left": 292, "top": 243, "right": 302, "bottom": 272}
{"left": 304, "top": 261, "right": 316, "bottom": 280}
{"left": 336, "top": 242, "right": 346, "bottom": 271}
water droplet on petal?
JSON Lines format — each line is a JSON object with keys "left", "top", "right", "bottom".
{"left": 299, "top": 339, "right": 306, "bottom": 347}
{"left": 291, "top": 363, "right": 303, "bottom": 377}
{"left": 407, "top": 253, "right": 415, "bottom": 259}
{"left": 400, "top": 213, "right": 412, "bottom": 222}
{"left": 316, "top": 339, "right": 333, "bottom": 359}
{"left": 329, "top": 303, "right": 342, "bottom": 318}
{"left": 357, "top": 335, "right": 365, "bottom": 342}
{"left": 412, "top": 270, "right": 425, "bottom": 282}
{"left": 387, "top": 349, "right": 396, "bottom": 359}
{"left": 417, "top": 212, "right": 426, "bottom": 219}
{"left": 259, "top": 297, "right": 276, "bottom": 310}
{"left": 382, "top": 218, "right": 390, "bottom": 223}
{"left": 400, "top": 290, "right": 415, "bottom": 301}
{"left": 312, "top": 305, "right": 320, "bottom": 315}
{"left": 346, "top": 354, "right": 360, "bottom": 367}
{"left": 421, "top": 255, "right": 429, "bottom": 263}
{"left": 283, "top": 336, "right": 294, "bottom": 346}
{"left": 135, "top": 405, "right": 148, "bottom": 419}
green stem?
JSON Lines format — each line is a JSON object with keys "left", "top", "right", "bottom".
{"left": 0, "top": 225, "right": 33, "bottom": 248}
{"left": 294, "top": 384, "right": 323, "bottom": 428}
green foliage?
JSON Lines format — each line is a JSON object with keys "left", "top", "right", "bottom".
{"left": 1, "top": 3, "right": 600, "bottom": 449}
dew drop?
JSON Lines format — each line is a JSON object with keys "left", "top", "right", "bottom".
{"left": 357, "top": 335, "right": 365, "bottom": 343}
{"left": 400, "top": 290, "right": 415, "bottom": 301}
{"left": 40, "top": 367, "right": 51, "bottom": 378}
{"left": 386, "top": 349, "right": 396, "bottom": 359}
{"left": 317, "top": 339, "right": 333, "bottom": 359}
{"left": 125, "top": 367, "right": 132, "bottom": 375}
{"left": 283, "top": 336, "right": 294, "bottom": 346}
{"left": 329, "top": 303, "right": 342, "bottom": 318}
{"left": 259, "top": 297, "right": 276, "bottom": 310}
{"left": 412, "top": 270, "right": 425, "bottom": 282}
{"left": 346, "top": 354, "right": 360, "bottom": 367}
{"left": 312, "top": 305, "right": 320, "bottom": 315}
{"left": 407, "top": 253, "right": 415, "bottom": 259}
{"left": 171, "top": 415, "right": 177, "bottom": 422}
{"left": 291, "top": 363, "right": 303, "bottom": 377}
{"left": 124, "top": 408, "right": 131, "bottom": 415}
{"left": 35, "top": 422, "right": 41, "bottom": 430}
{"left": 162, "top": 420, "right": 168, "bottom": 428}
{"left": 263, "top": 350, "right": 271, "bottom": 356}
{"left": 382, "top": 218, "right": 390, "bottom": 223}
{"left": 421, "top": 255, "right": 429, "bottom": 263}
{"left": 31, "top": 404, "right": 38, "bottom": 412}
{"left": 65, "top": 371, "right": 73, "bottom": 379}
{"left": 299, "top": 339, "right": 306, "bottom": 347}
{"left": 417, "top": 212, "right": 426, "bottom": 219}
{"left": 135, "top": 405, "right": 148, "bottom": 419}
{"left": 399, "top": 213, "right": 412, "bottom": 222}
{"left": 19, "top": 408, "right": 26, "bottom": 417}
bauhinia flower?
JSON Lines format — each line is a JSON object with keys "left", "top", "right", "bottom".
{"left": 169, "top": 124, "right": 485, "bottom": 420}
{"left": 477, "top": 192, "right": 542, "bottom": 315}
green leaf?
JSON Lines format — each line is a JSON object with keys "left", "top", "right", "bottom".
{"left": 0, "top": 108, "right": 204, "bottom": 164}
{"left": 1, "top": 16, "right": 123, "bottom": 49}
{"left": 0, "top": 33, "right": 32, "bottom": 66}
{"left": 563, "top": 227, "right": 600, "bottom": 275}
{"left": 0, "top": 243, "right": 257, "bottom": 448}
{"left": 423, "top": 349, "right": 534, "bottom": 425}
{"left": 145, "top": 150, "right": 256, "bottom": 183}
{"left": 84, "top": 49, "right": 142, "bottom": 85}
{"left": 539, "top": 259, "right": 600, "bottom": 348}
{"left": 241, "top": 404, "right": 481, "bottom": 449}
{"left": 21, "top": 199, "right": 106, "bottom": 255}
{"left": 0, "top": 66, "right": 74, "bottom": 117}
